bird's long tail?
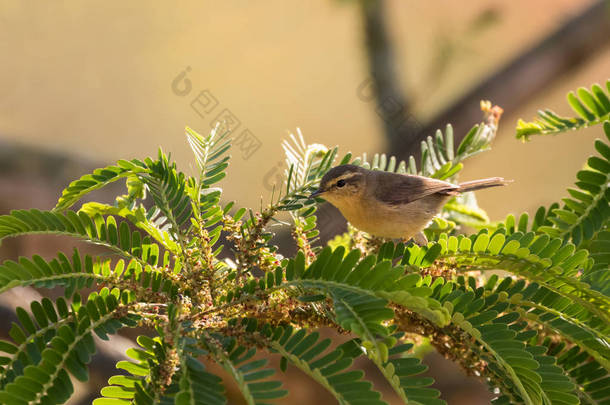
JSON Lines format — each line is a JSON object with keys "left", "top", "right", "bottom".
{"left": 458, "top": 177, "right": 511, "bottom": 193}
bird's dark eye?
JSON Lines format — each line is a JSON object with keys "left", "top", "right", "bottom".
{"left": 336, "top": 179, "right": 346, "bottom": 188}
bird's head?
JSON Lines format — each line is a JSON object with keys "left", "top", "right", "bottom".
{"left": 309, "top": 164, "right": 366, "bottom": 204}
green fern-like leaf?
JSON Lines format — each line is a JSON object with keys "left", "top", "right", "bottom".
{"left": 432, "top": 279, "right": 581, "bottom": 404}
{"left": 516, "top": 80, "right": 610, "bottom": 139}
{"left": 581, "top": 224, "right": 610, "bottom": 296}
{"left": 0, "top": 209, "right": 162, "bottom": 267}
{"left": 201, "top": 331, "right": 286, "bottom": 405}
{"left": 139, "top": 150, "right": 194, "bottom": 240}
{"left": 355, "top": 115, "right": 499, "bottom": 181}
{"left": 349, "top": 333, "right": 445, "bottom": 405}
{"left": 174, "top": 354, "right": 227, "bottom": 405}
{"left": 272, "top": 129, "right": 343, "bottom": 212}
{"left": 185, "top": 126, "right": 231, "bottom": 189}
{"left": 254, "top": 322, "right": 388, "bottom": 405}
{"left": 546, "top": 341, "right": 610, "bottom": 404}
{"left": 479, "top": 275, "right": 609, "bottom": 370}
{"left": 0, "top": 289, "right": 136, "bottom": 404}
{"left": 54, "top": 159, "right": 148, "bottom": 211}
{"left": 0, "top": 295, "right": 75, "bottom": 388}
{"left": 0, "top": 250, "right": 101, "bottom": 296}
{"left": 0, "top": 248, "right": 177, "bottom": 300}
{"left": 584, "top": 227, "right": 610, "bottom": 271}
{"left": 79, "top": 202, "right": 181, "bottom": 253}
{"left": 536, "top": 121, "right": 610, "bottom": 245}
{"left": 96, "top": 335, "right": 193, "bottom": 405}
{"left": 412, "top": 230, "right": 610, "bottom": 325}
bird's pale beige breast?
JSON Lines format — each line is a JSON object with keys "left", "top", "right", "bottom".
{"left": 333, "top": 194, "right": 449, "bottom": 239}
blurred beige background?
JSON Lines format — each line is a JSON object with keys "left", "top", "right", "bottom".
{"left": 1, "top": 1, "right": 609, "bottom": 404}
{"left": 1, "top": 0, "right": 608, "bottom": 219}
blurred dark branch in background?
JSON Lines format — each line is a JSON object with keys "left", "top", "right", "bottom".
{"left": 361, "top": 0, "right": 610, "bottom": 161}
{"left": 404, "top": 0, "right": 610, "bottom": 160}
{"left": 360, "top": 0, "right": 418, "bottom": 154}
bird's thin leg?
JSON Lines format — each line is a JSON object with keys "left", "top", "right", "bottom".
{"left": 413, "top": 232, "right": 428, "bottom": 246}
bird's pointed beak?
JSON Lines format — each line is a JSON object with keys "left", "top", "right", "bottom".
{"left": 309, "top": 189, "right": 324, "bottom": 199}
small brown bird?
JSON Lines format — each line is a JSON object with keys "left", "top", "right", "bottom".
{"left": 309, "top": 164, "right": 509, "bottom": 244}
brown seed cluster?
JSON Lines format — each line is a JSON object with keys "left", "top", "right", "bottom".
{"left": 393, "top": 306, "right": 488, "bottom": 378}
{"left": 419, "top": 260, "right": 457, "bottom": 281}
{"left": 154, "top": 346, "right": 180, "bottom": 394}
{"left": 225, "top": 209, "right": 280, "bottom": 278}
{"left": 291, "top": 219, "right": 316, "bottom": 264}
{"left": 348, "top": 225, "right": 386, "bottom": 256}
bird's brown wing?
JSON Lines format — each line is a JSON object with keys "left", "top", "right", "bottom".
{"left": 373, "top": 172, "right": 459, "bottom": 205}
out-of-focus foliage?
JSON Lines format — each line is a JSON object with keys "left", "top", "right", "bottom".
{"left": 0, "top": 82, "right": 608, "bottom": 405}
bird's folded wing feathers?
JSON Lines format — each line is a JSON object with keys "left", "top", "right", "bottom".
{"left": 373, "top": 172, "right": 458, "bottom": 205}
